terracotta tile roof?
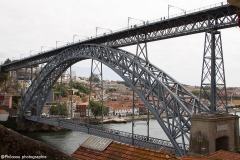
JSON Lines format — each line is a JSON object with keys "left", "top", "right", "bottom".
{"left": 0, "top": 110, "right": 8, "bottom": 114}
{"left": 179, "top": 150, "right": 240, "bottom": 160}
{"left": 72, "top": 95, "right": 80, "bottom": 101}
{"left": 204, "top": 150, "right": 240, "bottom": 160}
{"left": 72, "top": 138, "right": 177, "bottom": 160}
{"left": 232, "top": 100, "right": 240, "bottom": 105}
{"left": 60, "top": 97, "right": 69, "bottom": 103}
{"left": 178, "top": 155, "right": 204, "bottom": 160}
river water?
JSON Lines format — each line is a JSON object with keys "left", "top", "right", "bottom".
{"left": 21, "top": 119, "right": 168, "bottom": 155}
{"left": 22, "top": 113, "right": 240, "bottom": 156}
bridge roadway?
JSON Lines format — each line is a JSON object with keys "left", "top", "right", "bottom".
{"left": 1, "top": 2, "right": 239, "bottom": 71}
{"left": 25, "top": 115, "right": 188, "bottom": 154}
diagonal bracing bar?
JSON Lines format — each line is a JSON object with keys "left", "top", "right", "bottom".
{"left": 88, "top": 59, "right": 104, "bottom": 129}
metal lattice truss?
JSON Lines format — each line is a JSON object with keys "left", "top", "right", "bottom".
{"left": 100, "top": 5, "right": 238, "bottom": 47}
{"left": 1, "top": 4, "right": 238, "bottom": 72}
{"left": 90, "top": 60, "right": 103, "bottom": 102}
{"left": 200, "top": 30, "right": 227, "bottom": 113}
{"left": 20, "top": 44, "right": 209, "bottom": 156}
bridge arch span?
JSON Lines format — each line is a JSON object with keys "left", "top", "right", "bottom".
{"left": 21, "top": 44, "right": 209, "bottom": 155}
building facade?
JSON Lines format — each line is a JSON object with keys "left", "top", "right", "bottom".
{"left": 75, "top": 102, "right": 88, "bottom": 117}
{"left": 0, "top": 93, "right": 12, "bottom": 109}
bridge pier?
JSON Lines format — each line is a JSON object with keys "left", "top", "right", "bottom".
{"left": 200, "top": 30, "right": 227, "bottom": 113}
{"left": 189, "top": 113, "right": 239, "bottom": 156}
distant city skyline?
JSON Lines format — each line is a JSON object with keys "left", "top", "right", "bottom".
{"left": 0, "top": 0, "right": 239, "bottom": 87}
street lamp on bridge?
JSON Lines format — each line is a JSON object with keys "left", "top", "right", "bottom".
{"left": 96, "top": 27, "right": 112, "bottom": 37}
{"left": 30, "top": 50, "right": 38, "bottom": 56}
{"left": 168, "top": 4, "right": 186, "bottom": 19}
{"left": 73, "top": 34, "right": 89, "bottom": 42}
{"left": 128, "top": 17, "right": 145, "bottom": 28}
{"left": 56, "top": 41, "right": 70, "bottom": 48}
{"left": 41, "top": 46, "right": 54, "bottom": 53}
{"left": 12, "top": 57, "right": 18, "bottom": 62}
{"left": 20, "top": 54, "right": 29, "bottom": 59}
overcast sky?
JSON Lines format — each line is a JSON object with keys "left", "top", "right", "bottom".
{"left": 0, "top": 0, "right": 239, "bottom": 87}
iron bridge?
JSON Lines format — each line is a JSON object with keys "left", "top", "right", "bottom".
{"left": 0, "top": 2, "right": 239, "bottom": 157}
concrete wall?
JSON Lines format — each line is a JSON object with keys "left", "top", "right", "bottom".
{"left": 189, "top": 113, "right": 239, "bottom": 155}
{"left": 0, "top": 113, "right": 9, "bottom": 121}
{"left": 228, "top": 0, "right": 240, "bottom": 7}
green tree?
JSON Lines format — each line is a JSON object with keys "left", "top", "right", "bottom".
{"left": 12, "top": 95, "right": 21, "bottom": 109}
{"left": 89, "top": 100, "right": 107, "bottom": 117}
{"left": 89, "top": 74, "right": 100, "bottom": 83}
{"left": 53, "top": 82, "right": 68, "bottom": 97}
{"left": 203, "top": 85, "right": 211, "bottom": 90}
{"left": 0, "top": 58, "right": 11, "bottom": 91}
{"left": 191, "top": 90, "right": 200, "bottom": 97}
{"left": 72, "top": 82, "right": 90, "bottom": 94}
{"left": 107, "top": 88, "right": 117, "bottom": 92}
{"left": 117, "top": 81, "right": 130, "bottom": 87}
{"left": 50, "top": 103, "right": 68, "bottom": 116}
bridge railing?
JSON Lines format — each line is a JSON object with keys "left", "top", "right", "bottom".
{"left": 92, "top": 1, "right": 229, "bottom": 39}
{"left": 149, "top": 1, "right": 228, "bottom": 23}
{"left": 1, "top": 1, "right": 231, "bottom": 64}
{"left": 25, "top": 115, "right": 189, "bottom": 151}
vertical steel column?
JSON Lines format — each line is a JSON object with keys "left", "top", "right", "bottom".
{"left": 24, "top": 67, "right": 27, "bottom": 95}
{"left": 16, "top": 69, "right": 19, "bottom": 94}
{"left": 135, "top": 34, "right": 149, "bottom": 64}
{"left": 210, "top": 32, "right": 216, "bottom": 113}
{"left": 101, "top": 64, "right": 103, "bottom": 128}
{"left": 9, "top": 71, "right": 13, "bottom": 93}
{"left": 89, "top": 59, "right": 104, "bottom": 129}
{"left": 70, "top": 66, "right": 73, "bottom": 120}
{"left": 31, "top": 66, "right": 33, "bottom": 83}
{"left": 132, "top": 90, "right": 135, "bottom": 146}
{"left": 200, "top": 30, "right": 227, "bottom": 113}
{"left": 58, "top": 73, "right": 63, "bottom": 120}
{"left": 131, "top": 32, "right": 150, "bottom": 144}
{"left": 48, "top": 74, "right": 52, "bottom": 117}
{"left": 88, "top": 60, "right": 94, "bottom": 134}
{"left": 37, "top": 96, "right": 39, "bottom": 120}
{"left": 147, "top": 106, "right": 149, "bottom": 140}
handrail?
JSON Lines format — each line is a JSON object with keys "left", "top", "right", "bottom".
{"left": 25, "top": 115, "right": 189, "bottom": 151}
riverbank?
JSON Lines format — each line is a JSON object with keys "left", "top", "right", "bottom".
{"left": 102, "top": 115, "right": 155, "bottom": 123}
{"left": 17, "top": 120, "right": 70, "bottom": 132}
{"left": 72, "top": 115, "right": 156, "bottom": 124}
{"left": 0, "top": 124, "right": 74, "bottom": 160}
{"left": 0, "top": 117, "right": 17, "bottom": 130}
{"left": 20, "top": 119, "right": 169, "bottom": 155}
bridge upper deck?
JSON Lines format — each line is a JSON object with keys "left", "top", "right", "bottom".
{"left": 1, "top": 3, "right": 238, "bottom": 71}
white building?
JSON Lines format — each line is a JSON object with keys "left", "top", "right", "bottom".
{"left": 0, "top": 110, "right": 9, "bottom": 121}
{"left": 115, "top": 108, "right": 139, "bottom": 117}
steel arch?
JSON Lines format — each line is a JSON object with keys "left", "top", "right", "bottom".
{"left": 20, "top": 44, "right": 209, "bottom": 156}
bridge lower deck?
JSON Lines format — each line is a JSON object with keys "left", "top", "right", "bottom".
{"left": 25, "top": 116, "right": 188, "bottom": 154}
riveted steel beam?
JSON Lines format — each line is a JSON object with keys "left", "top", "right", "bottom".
{"left": 1, "top": 4, "right": 238, "bottom": 72}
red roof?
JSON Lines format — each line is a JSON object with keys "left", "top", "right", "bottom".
{"left": 72, "top": 141, "right": 177, "bottom": 160}
{"left": 179, "top": 150, "right": 240, "bottom": 160}
{"left": 0, "top": 110, "right": 8, "bottom": 114}
{"left": 77, "top": 102, "right": 88, "bottom": 106}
